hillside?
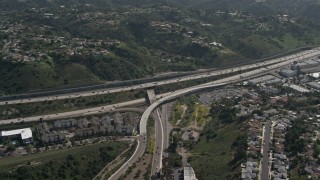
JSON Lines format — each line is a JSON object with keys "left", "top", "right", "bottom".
{"left": 1, "top": 0, "right": 320, "bottom": 94}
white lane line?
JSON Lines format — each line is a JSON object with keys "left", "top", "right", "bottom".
{"left": 156, "top": 109, "right": 164, "bottom": 169}
{"left": 108, "top": 137, "right": 140, "bottom": 180}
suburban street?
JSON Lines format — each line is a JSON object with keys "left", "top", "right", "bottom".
{"left": 3, "top": 2, "right": 320, "bottom": 180}
{"left": 260, "top": 120, "right": 272, "bottom": 180}
{"left": 139, "top": 48, "right": 320, "bottom": 134}
{"left": 1, "top": 48, "right": 320, "bottom": 179}
{"left": 136, "top": 48, "right": 320, "bottom": 178}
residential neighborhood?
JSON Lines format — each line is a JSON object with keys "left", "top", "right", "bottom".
{"left": 0, "top": 112, "right": 140, "bottom": 157}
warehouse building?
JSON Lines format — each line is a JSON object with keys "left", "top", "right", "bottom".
{"left": 0, "top": 128, "right": 33, "bottom": 144}
{"left": 285, "top": 84, "right": 310, "bottom": 93}
{"left": 279, "top": 69, "right": 297, "bottom": 78}
{"left": 248, "top": 75, "right": 280, "bottom": 86}
{"left": 307, "top": 82, "right": 320, "bottom": 90}
{"left": 300, "top": 67, "right": 320, "bottom": 74}
{"left": 297, "top": 59, "right": 320, "bottom": 69}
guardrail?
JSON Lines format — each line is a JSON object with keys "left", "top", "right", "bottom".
{"left": 0, "top": 46, "right": 317, "bottom": 102}
{"left": 0, "top": 74, "right": 188, "bottom": 101}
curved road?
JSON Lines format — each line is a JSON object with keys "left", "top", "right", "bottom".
{"left": 1, "top": 48, "right": 319, "bottom": 179}
{"left": 0, "top": 92, "right": 174, "bottom": 125}
{"left": 1, "top": 48, "right": 319, "bottom": 106}
{"left": 111, "top": 48, "right": 320, "bottom": 179}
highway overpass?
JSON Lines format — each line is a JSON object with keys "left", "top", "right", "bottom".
{"left": 1, "top": 48, "right": 320, "bottom": 179}
{"left": 1, "top": 48, "right": 320, "bottom": 106}
{"left": 112, "top": 48, "right": 320, "bottom": 179}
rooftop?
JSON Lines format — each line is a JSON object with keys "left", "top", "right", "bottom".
{"left": 0, "top": 128, "right": 33, "bottom": 140}
{"left": 248, "top": 75, "right": 279, "bottom": 85}
{"left": 286, "top": 84, "right": 310, "bottom": 93}
{"left": 307, "top": 81, "right": 320, "bottom": 90}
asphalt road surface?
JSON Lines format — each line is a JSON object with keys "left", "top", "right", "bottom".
{"left": 2, "top": 48, "right": 319, "bottom": 106}
{"left": 139, "top": 49, "right": 318, "bottom": 133}
{"left": 151, "top": 110, "right": 164, "bottom": 179}
{"left": 0, "top": 98, "right": 146, "bottom": 125}
{"left": 108, "top": 135, "right": 147, "bottom": 180}
{"left": 0, "top": 92, "right": 172, "bottom": 125}
{"left": 136, "top": 50, "right": 320, "bottom": 177}
{"left": 260, "top": 120, "right": 272, "bottom": 180}
{"left": 3, "top": 47, "right": 314, "bottom": 125}
{"left": 2, "top": 49, "right": 320, "bottom": 179}
{"left": 161, "top": 103, "right": 173, "bottom": 158}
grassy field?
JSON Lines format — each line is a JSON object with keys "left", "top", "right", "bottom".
{"left": 191, "top": 103, "right": 210, "bottom": 127}
{"left": 0, "top": 141, "right": 129, "bottom": 179}
{"left": 189, "top": 118, "right": 247, "bottom": 180}
{"left": 0, "top": 59, "right": 102, "bottom": 94}
{"left": 273, "top": 33, "right": 304, "bottom": 49}
{"left": 146, "top": 117, "right": 155, "bottom": 154}
{"left": 172, "top": 101, "right": 210, "bottom": 128}
{"left": 172, "top": 103, "right": 188, "bottom": 126}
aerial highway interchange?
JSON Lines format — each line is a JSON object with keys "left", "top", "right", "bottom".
{"left": 1, "top": 48, "right": 319, "bottom": 106}
{"left": 1, "top": 47, "right": 320, "bottom": 179}
{"left": 110, "top": 47, "right": 320, "bottom": 179}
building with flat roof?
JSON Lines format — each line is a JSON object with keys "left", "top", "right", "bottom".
{"left": 297, "top": 59, "right": 320, "bottom": 69}
{"left": 300, "top": 66, "right": 320, "bottom": 74}
{"left": 41, "top": 133, "right": 66, "bottom": 144}
{"left": 248, "top": 75, "right": 279, "bottom": 86}
{"left": 309, "top": 73, "right": 320, "bottom": 79}
{"left": 279, "top": 69, "right": 297, "bottom": 78}
{"left": 0, "top": 128, "right": 33, "bottom": 144}
{"left": 285, "top": 84, "right": 310, "bottom": 93}
{"left": 54, "top": 119, "right": 77, "bottom": 129}
{"left": 307, "top": 82, "right": 320, "bottom": 90}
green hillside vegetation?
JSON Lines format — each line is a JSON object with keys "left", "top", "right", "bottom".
{"left": 1, "top": 0, "right": 320, "bottom": 94}
{"left": 188, "top": 109, "right": 247, "bottom": 179}
{"left": 0, "top": 141, "right": 130, "bottom": 180}
{"left": 0, "top": 59, "right": 102, "bottom": 94}
{"left": 172, "top": 101, "right": 210, "bottom": 128}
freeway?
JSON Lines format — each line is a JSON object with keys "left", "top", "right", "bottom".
{"left": 129, "top": 49, "right": 320, "bottom": 178}
{"left": 161, "top": 103, "right": 173, "bottom": 158}
{"left": 1, "top": 48, "right": 320, "bottom": 178}
{"left": 109, "top": 135, "right": 147, "bottom": 180}
{"left": 0, "top": 92, "right": 175, "bottom": 125}
{"left": 1, "top": 48, "right": 320, "bottom": 106}
{"left": 0, "top": 98, "right": 145, "bottom": 125}
{"left": 151, "top": 109, "right": 165, "bottom": 179}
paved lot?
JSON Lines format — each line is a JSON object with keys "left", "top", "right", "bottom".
{"left": 199, "top": 88, "right": 248, "bottom": 104}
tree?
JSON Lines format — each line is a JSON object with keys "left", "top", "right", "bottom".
{"left": 26, "top": 144, "right": 33, "bottom": 153}
{"left": 6, "top": 144, "right": 16, "bottom": 152}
